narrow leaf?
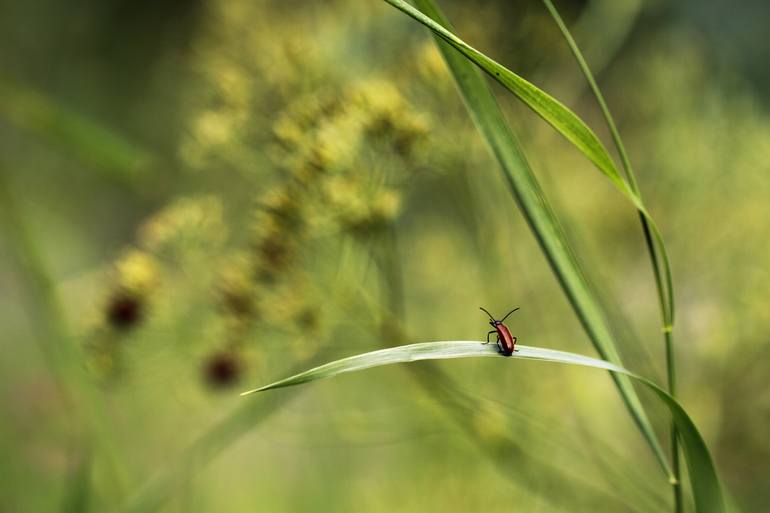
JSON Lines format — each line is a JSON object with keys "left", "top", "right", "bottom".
{"left": 384, "top": 0, "right": 626, "bottom": 196}
{"left": 241, "top": 341, "right": 725, "bottom": 513}
{"left": 384, "top": 0, "right": 674, "bottom": 332}
{"left": 401, "top": 0, "right": 672, "bottom": 478}
{"left": 539, "top": 1, "right": 681, "bottom": 507}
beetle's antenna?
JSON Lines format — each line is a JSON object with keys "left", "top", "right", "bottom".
{"left": 500, "top": 307, "right": 520, "bottom": 322}
{"left": 479, "top": 307, "right": 495, "bottom": 321}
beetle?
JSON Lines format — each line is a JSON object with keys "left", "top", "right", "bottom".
{"left": 480, "top": 306, "right": 519, "bottom": 356}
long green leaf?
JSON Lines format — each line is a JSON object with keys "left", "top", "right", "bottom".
{"left": 241, "top": 341, "right": 724, "bottom": 513}
{"left": 539, "top": 1, "right": 681, "bottom": 509}
{"left": 397, "top": 0, "right": 672, "bottom": 479}
{"left": 384, "top": 0, "right": 621, "bottom": 190}
{"left": 384, "top": 0, "right": 674, "bottom": 335}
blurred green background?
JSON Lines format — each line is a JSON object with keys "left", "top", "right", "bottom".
{"left": 1, "top": 0, "right": 768, "bottom": 512}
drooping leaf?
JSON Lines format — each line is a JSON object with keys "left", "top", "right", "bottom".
{"left": 242, "top": 341, "right": 724, "bottom": 513}
{"left": 385, "top": 0, "right": 674, "bottom": 331}
{"left": 539, "top": 0, "right": 681, "bottom": 505}
{"left": 394, "top": 0, "right": 672, "bottom": 479}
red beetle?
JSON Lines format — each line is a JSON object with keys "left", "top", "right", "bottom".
{"left": 480, "top": 307, "right": 519, "bottom": 356}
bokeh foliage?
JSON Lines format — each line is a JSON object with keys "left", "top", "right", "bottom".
{"left": 1, "top": 0, "right": 768, "bottom": 512}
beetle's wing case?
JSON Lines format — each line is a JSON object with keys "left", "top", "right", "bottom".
{"left": 496, "top": 324, "right": 515, "bottom": 356}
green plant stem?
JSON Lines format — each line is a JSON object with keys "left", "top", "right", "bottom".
{"left": 402, "top": 0, "right": 673, "bottom": 480}
{"left": 539, "top": 2, "right": 681, "bottom": 509}
{"left": 539, "top": 0, "right": 643, "bottom": 99}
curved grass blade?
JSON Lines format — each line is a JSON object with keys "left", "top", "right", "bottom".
{"left": 539, "top": 0, "right": 674, "bottom": 359}
{"left": 383, "top": 0, "right": 674, "bottom": 334}
{"left": 402, "top": 0, "right": 672, "bottom": 479}
{"left": 241, "top": 341, "right": 724, "bottom": 513}
{"left": 383, "top": 0, "right": 624, "bottom": 195}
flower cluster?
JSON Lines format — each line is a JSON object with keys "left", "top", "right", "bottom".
{"left": 88, "top": 50, "right": 430, "bottom": 389}
{"left": 272, "top": 79, "right": 429, "bottom": 236}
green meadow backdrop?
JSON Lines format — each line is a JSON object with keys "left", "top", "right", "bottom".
{"left": 1, "top": 1, "right": 768, "bottom": 512}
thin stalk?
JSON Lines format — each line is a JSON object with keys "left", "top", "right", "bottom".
{"left": 404, "top": 0, "right": 674, "bottom": 480}
{"left": 540, "top": 1, "right": 681, "bottom": 509}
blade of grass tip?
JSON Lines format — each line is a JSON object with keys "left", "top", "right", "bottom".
{"left": 241, "top": 341, "right": 724, "bottom": 513}
{"left": 393, "top": 0, "right": 672, "bottom": 479}
{"left": 119, "top": 244, "right": 369, "bottom": 513}
{"left": 383, "top": 0, "right": 624, "bottom": 192}
{"left": 539, "top": 1, "right": 681, "bottom": 508}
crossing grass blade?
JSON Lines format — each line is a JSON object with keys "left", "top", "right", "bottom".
{"left": 389, "top": 0, "right": 672, "bottom": 479}
{"left": 384, "top": 0, "right": 674, "bottom": 333}
{"left": 382, "top": 1, "right": 620, "bottom": 194}
{"left": 538, "top": 0, "right": 675, "bottom": 378}
{"left": 538, "top": 1, "right": 681, "bottom": 509}
{"left": 241, "top": 341, "right": 725, "bottom": 513}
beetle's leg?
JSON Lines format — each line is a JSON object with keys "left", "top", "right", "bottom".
{"left": 485, "top": 331, "right": 496, "bottom": 344}
{"left": 512, "top": 336, "right": 519, "bottom": 352}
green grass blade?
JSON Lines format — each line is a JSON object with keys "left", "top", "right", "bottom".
{"left": 384, "top": 0, "right": 626, "bottom": 196}
{"left": 539, "top": 0, "right": 674, "bottom": 338}
{"left": 241, "top": 341, "right": 725, "bottom": 513}
{"left": 539, "top": 1, "right": 681, "bottom": 509}
{"left": 384, "top": 0, "right": 674, "bottom": 333}
{"left": 393, "top": 0, "right": 672, "bottom": 479}
{"left": 241, "top": 341, "right": 504, "bottom": 393}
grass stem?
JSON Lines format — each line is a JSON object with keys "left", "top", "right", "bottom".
{"left": 539, "top": 1, "right": 681, "bottom": 509}
{"left": 402, "top": 0, "right": 673, "bottom": 480}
